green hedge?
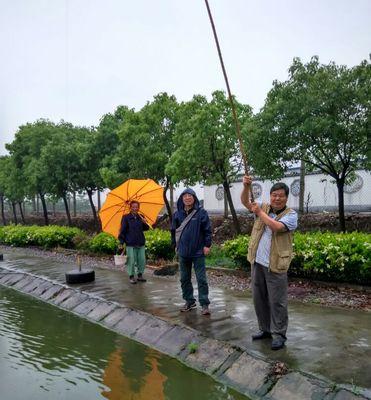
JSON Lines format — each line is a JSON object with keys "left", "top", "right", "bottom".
{"left": 88, "top": 232, "right": 119, "bottom": 254}
{"left": 0, "top": 225, "right": 84, "bottom": 249}
{"left": 291, "top": 232, "right": 371, "bottom": 284}
{"left": 223, "top": 235, "right": 250, "bottom": 269}
{"left": 145, "top": 229, "right": 175, "bottom": 260}
{"left": 223, "top": 232, "right": 371, "bottom": 285}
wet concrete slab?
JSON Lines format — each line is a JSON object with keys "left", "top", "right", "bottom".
{"left": 185, "top": 337, "right": 237, "bottom": 374}
{"left": 153, "top": 325, "right": 201, "bottom": 356}
{"left": 133, "top": 314, "right": 172, "bottom": 345}
{"left": 40, "top": 284, "right": 63, "bottom": 300}
{"left": 114, "top": 309, "right": 149, "bottom": 337}
{"left": 87, "top": 301, "right": 117, "bottom": 321}
{"left": 60, "top": 292, "right": 89, "bottom": 310}
{"left": 52, "top": 288, "right": 76, "bottom": 305}
{"left": 265, "top": 372, "right": 329, "bottom": 400}
{"left": 222, "top": 352, "right": 271, "bottom": 395}
{"left": 73, "top": 298, "right": 101, "bottom": 316}
{"left": 1, "top": 248, "right": 371, "bottom": 394}
{"left": 101, "top": 307, "right": 131, "bottom": 328}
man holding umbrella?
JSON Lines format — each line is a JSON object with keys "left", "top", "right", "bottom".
{"left": 119, "top": 201, "right": 149, "bottom": 284}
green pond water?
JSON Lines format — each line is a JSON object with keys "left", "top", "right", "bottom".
{"left": 0, "top": 287, "right": 249, "bottom": 400}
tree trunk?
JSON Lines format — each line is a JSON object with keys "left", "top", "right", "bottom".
{"left": 170, "top": 183, "right": 174, "bottom": 214}
{"left": 336, "top": 178, "right": 346, "bottom": 232}
{"left": 97, "top": 190, "right": 101, "bottom": 211}
{"left": 299, "top": 160, "right": 305, "bottom": 215}
{"left": 52, "top": 202, "right": 56, "bottom": 217}
{"left": 62, "top": 194, "right": 72, "bottom": 226}
{"left": 163, "top": 179, "right": 172, "bottom": 223}
{"left": 18, "top": 202, "right": 25, "bottom": 224}
{"left": 32, "top": 196, "right": 36, "bottom": 213}
{"left": 86, "top": 188, "right": 99, "bottom": 228}
{"left": 73, "top": 191, "right": 77, "bottom": 217}
{"left": 39, "top": 193, "right": 49, "bottom": 225}
{"left": 11, "top": 202, "right": 18, "bottom": 224}
{"left": 0, "top": 195, "right": 6, "bottom": 225}
{"left": 36, "top": 194, "right": 40, "bottom": 214}
{"left": 223, "top": 187, "right": 229, "bottom": 218}
{"left": 223, "top": 180, "right": 241, "bottom": 234}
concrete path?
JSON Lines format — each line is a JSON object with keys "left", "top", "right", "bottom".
{"left": 1, "top": 248, "right": 370, "bottom": 394}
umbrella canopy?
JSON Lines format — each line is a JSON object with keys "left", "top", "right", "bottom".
{"left": 99, "top": 179, "right": 164, "bottom": 238}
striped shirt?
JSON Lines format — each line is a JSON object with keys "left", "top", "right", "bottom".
{"left": 255, "top": 206, "right": 298, "bottom": 268}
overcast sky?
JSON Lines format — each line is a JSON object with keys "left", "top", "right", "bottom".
{"left": 1, "top": 0, "right": 370, "bottom": 155}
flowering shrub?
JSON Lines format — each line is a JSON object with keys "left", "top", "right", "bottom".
{"left": 145, "top": 229, "right": 175, "bottom": 260}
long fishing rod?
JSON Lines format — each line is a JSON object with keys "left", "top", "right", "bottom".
{"left": 203, "top": 0, "right": 254, "bottom": 201}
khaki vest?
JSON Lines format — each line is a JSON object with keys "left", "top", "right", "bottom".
{"left": 247, "top": 203, "right": 294, "bottom": 273}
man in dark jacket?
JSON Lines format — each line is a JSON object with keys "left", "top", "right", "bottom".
{"left": 171, "top": 188, "right": 212, "bottom": 315}
{"left": 118, "top": 201, "right": 149, "bottom": 284}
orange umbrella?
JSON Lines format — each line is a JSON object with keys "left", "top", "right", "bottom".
{"left": 99, "top": 179, "right": 164, "bottom": 238}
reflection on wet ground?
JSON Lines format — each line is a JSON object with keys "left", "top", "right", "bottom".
{"left": 2, "top": 249, "right": 371, "bottom": 388}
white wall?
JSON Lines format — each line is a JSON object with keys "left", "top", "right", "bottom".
{"left": 204, "top": 170, "right": 371, "bottom": 213}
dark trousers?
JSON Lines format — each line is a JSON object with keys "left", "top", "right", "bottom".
{"left": 179, "top": 256, "right": 210, "bottom": 306}
{"left": 252, "top": 262, "right": 288, "bottom": 339}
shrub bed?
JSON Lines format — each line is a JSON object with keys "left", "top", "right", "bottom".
{"left": 0, "top": 225, "right": 84, "bottom": 249}
{"left": 223, "top": 232, "right": 371, "bottom": 285}
{"left": 145, "top": 229, "right": 175, "bottom": 260}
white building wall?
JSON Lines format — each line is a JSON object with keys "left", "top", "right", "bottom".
{"left": 204, "top": 170, "right": 371, "bottom": 213}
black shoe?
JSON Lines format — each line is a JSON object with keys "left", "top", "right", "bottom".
{"left": 271, "top": 337, "right": 286, "bottom": 350}
{"left": 180, "top": 302, "right": 197, "bottom": 312}
{"left": 129, "top": 276, "right": 137, "bottom": 284}
{"left": 252, "top": 331, "right": 272, "bottom": 340}
{"left": 137, "top": 274, "right": 147, "bottom": 282}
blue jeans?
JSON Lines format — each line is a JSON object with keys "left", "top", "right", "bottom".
{"left": 179, "top": 256, "right": 210, "bottom": 306}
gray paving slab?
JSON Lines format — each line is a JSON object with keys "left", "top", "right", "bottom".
{"left": 73, "top": 298, "right": 101, "bottom": 316}
{"left": 40, "top": 284, "right": 63, "bottom": 300}
{"left": 87, "top": 302, "right": 117, "bottom": 321}
{"left": 31, "top": 281, "right": 56, "bottom": 296}
{"left": 153, "top": 325, "right": 201, "bottom": 356}
{"left": 0, "top": 273, "right": 24, "bottom": 285}
{"left": 133, "top": 315, "right": 173, "bottom": 346}
{"left": 185, "top": 338, "right": 237, "bottom": 374}
{"left": 101, "top": 307, "right": 131, "bottom": 328}
{"left": 333, "top": 390, "right": 368, "bottom": 400}
{"left": 265, "top": 372, "right": 329, "bottom": 400}
{"left": 60, "top": 292, "right": 89, "bottom": 310}
{"left": 114, "top": 310, "right": 149, "bottom": 337}
{"left": 22, "top": 277, "right": 45, "bottom": 293}
{"left": 52, "top": 288, "right": 76, "bottom": 305}
{"left": 223, "top": 352, "right": 271, "bottom": 395}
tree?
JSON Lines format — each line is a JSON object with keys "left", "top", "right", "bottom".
{"left": 6, "top": 120, "right": 60, "bottom": 225}
{"left": 104, "top": 93, "right": 179, "bottom": 220}
{"left": 167, "top": 91, "right": 252, "bottom": 234}
{"left": 248, "top": 57, "right": 370, "bottom": 231}
{"left": 0, "top": 156, "right": 26, "bottom": 224}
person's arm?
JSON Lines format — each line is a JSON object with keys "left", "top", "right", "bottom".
{"left": 201, "top": 210, "right": 212, "bottom": 255}
{"left": 250, "top": 203, "right": 287, "bottom": 233}
{"left": 241, "top": 175, "right": 253, "bottom": 210}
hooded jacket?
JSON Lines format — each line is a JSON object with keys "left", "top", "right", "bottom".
{"left": 171, "top": 188, "right": 212, "bottom": 258}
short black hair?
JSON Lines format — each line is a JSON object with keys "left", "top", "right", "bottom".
{"left": 130, "top": 200, "right": 140, "bottom": 207}
{"left": 270, "top": 182, "right": 289, "bottom": 197}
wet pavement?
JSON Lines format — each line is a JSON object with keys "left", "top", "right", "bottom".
{"left": 1, "top": 248, "right": 371, "bottom": 389}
